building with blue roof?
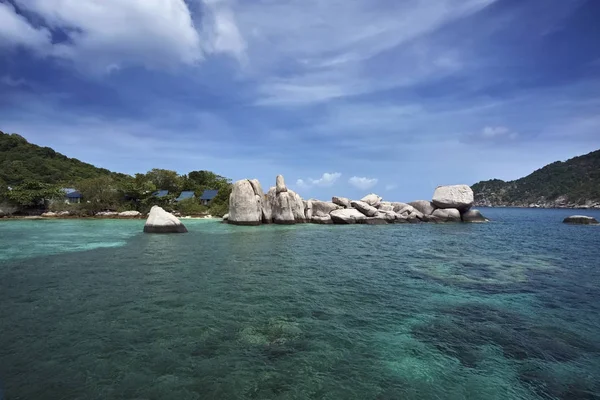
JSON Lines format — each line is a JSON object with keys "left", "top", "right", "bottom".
{"left": 152, "top": 190, "right": 169, "bottom": 198}
{"left": 199, "top": 189, "right": 219, "bottom": 206}
{"left": 176, "top": 191, "right": 195, "bottom": 202}
{"left": 62, "top": 188, "right": 83, "bottom": 203}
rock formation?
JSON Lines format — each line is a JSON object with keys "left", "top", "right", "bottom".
{"left": 432, "top": 185, "right": 474, "bottom": 211}
{"left": 144, "top": 206, "right": 188, "bottom": 233}
{"left": 226, "top": 175, "right": 488, "bottom": 226}
{"left": 563, "top": 215, "right": 599, "bottom": 225}
{"left": 119, "top": 211, "right": 141, "bottom": 217}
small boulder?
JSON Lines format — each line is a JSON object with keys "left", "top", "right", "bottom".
{"left": 311, "top": 215, "right": 333, "bottom": 224}
{"left": 351, "top": 200, "right": 378, "bottom": 217}
{"left": 119, "top": 211, "right": 141, "bottom": 217}
{"left": 378, "top": 202, "right": 394, "bottom": 212}
{"left": 144, "top": 206, "right": 188, "bottom": 233}
{"left": 432, "top": 185, "right": 474, "bottom": 211}
{"left": 563, "top": 215, "right": 599, "bottom": 225}
{"left": 332, "top": 196, "right": 352, "bottom": 208}
{"left": 276, "top": 175, "right": 288, "bottom": 194}
{"left": 330, "top": 209, "right": 367, "bottom": 224}
{"left": 461, "top": 209, "right": 489, "bottom": 223}
{"left": 311, "top": 200, "right": 341, "bottom": 217}
{"left": 222, "top": 213, "right": 229, "bottom": 221}
{"left": 41, "top": 212, "right": 57, "bottom": 217}
{"left": 57, "top": 211, "right": 70, "bottom": 217}
{"left": 377, "top": 210, "right": 397, "bottom": 223}
{"left": 361, "top": 193, "right": 382, "bottom": 207}
{"left": 409, "top": 200, "right": 437, "bottom": 215}
{"left": 96, "top": 211, "right": 118, "bottom": 217}
{"left": 432, "top": 208, "right": 462, "bottom": 222}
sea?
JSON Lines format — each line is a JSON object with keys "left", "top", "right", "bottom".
{"left": 1, "top": 208, "right": 599, "bottom": 400}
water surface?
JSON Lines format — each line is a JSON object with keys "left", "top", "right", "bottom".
{"left": 1, "top": 209, "right": 599, "bottom": 399}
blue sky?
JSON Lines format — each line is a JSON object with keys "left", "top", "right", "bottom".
{"left": 1, "top": 0, "right": 599, "bottom": 201}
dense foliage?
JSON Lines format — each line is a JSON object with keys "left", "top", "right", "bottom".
{"left": 472, "top": 149, "right": 600, "bottom": 206}
{"left": 0, "top": 131, "right": 231, "bottom": 216}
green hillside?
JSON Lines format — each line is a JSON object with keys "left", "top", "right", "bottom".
{"left": 0, "top": 130, "right": 126, "bottom": 186}
{"left": 472, "top": 149, "right": 600, "bottom": 207}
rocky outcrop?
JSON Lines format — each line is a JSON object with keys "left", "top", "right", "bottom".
{"left": 222, "top": 213, "right": 229, "bottom": 221}
{"left": 58, "top": 211, "right": 70, "bottom": 217}
{"left": 144, "top": 206, "right": 188, "bottom": 233}
{"left": 332, "top": 196, "right": 351, "bottom": 208}
{"left": 41, "top": 212, "right": 57, "bottom": 217}
{"left": 432, "top": 208, "right": 462, "bottom": 222}
{"left": 432, "top": 185, "right": 474, "bottom": 211}
{"left": 461, "top": 209, "right": 488, "bottom": 223}
{"left": 409, "top": 200, "right": 437, "bottom": 215}
{"left": 330, "top": 209, "right": 367, "bottom": 224}
{"left": 229, "top": 179, "right": 262, "bottom": 225}
{"left": 350, "top": 200, "right": 378, "bottom": 217}
{"left": 226, "top": 176, "right": 487, "bottom": 226}
{"left": 96, "top": 211, "right": 118, "bottom": 217}
{"left": 563, "top": 215, "right": 599, "bottom": 225}
{"left": 361, "top": 194, "right": 382, "bottom": 207}
{"left": 119, "top": 211, "right": 141, "bottom": 217}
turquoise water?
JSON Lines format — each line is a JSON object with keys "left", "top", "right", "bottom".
{"left": 1, "top": 209, "right": 600, "bottom": 400}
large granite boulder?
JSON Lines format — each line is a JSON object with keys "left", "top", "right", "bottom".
{"left": 272, "top": 191, "right": 296, "bottom": 224}
{"left": 276, "top": 175, "right": 288, "bottom": 194}
{"left": 461, "top": 209, "right": 489, "bottom": 223}
{"left": 563, "top": 215, "right": 599, "bottom": 225}
{"left": 361, "top": 194, "right": 382, "bottom": 207}
{"left": 144, "top": 206, "right": 188, "bottom": 233}
{"left": 391, "top": 202, "right": 413, "bottom": 215}
{"left": 409, "top": 200, "right": 437, "bottom": 215}
{"left": 0, "top": 209, "right": 5, "bottom": 217}
{"left": 311, "top": 215, "right": 333, "bottom": 224}
{"left": 330, "top": 209, "right": 367, "bottom": 224}
{"left": 332, "top": 196, "right": 351, "bottom": 208}
{"left": 229, "top": 179, "right": 262, "bottom": 225}
{"left": 351, "top": 201, "right": 378, "bottom": 217}
{"left": 432, "top": 208, "right": 462, "bottom": 222}
{"left": 432, "top": 185, "right": 474, "bottom": 211}
{"left": 290, "top": 190, "right": 306, "bottom": 222}
{"left": 311, "top": 200, "right": 340, "bottom": 217}
{"left": 377, "top": 210, "right": 397, "bottom": 223}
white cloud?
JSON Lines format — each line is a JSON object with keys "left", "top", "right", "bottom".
{"left": 349, "top": 176, "right": 378, "bottom": 190}
{"left": 296, "top": 172, "right": 342, "bottom": 188}
{"left": 385, "top": 184, "right": 398, "bottom": 191}
{"left": 0, "top": 2, "right": 51, "bottom": 51}
{"left": 0, "top": 0, "right": 244, "bottom": 72}
{"left": 481, "top": 126, "right": 518, "bottom": 139}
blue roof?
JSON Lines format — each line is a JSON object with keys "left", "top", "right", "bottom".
{"left": 66, "top": 190, "right": 82, "bottom": 199}
{"left": 200, "top": 189, "right": 218, "bottom": 200}
{"left": 153, "top": 190, "right": 169, "bottom": 198}
{"left": 176, "top": 191, "right": 195, "bottom": 201}
{"left": 62, "top": 188, "right": 77, "bottom": 194}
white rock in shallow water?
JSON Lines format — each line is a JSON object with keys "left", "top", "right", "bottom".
{"left": 119, "top": 211, "right": 141, "bottom": 217}
{"left": 432, "top": 208, "right": 462, "bottom": 222}
{"left": 330, "top": 209, "right": 367, "bottom": 224}
{"left": 222, "top": 213, "right": 229, "bottom": 221}
{"left": 563, "top": 215, "right": 599, "bottom": 225}
{"left": 229, "top": 179, "right": 262, "bottom": 225}
{"left": 361, "top": 194, "right": 382, "bottom": 207}
{"left": 351, "top": 200, "right": 378, "bottom": 217}
{"left": 432, "top": 185, "right": 474, "bottom": 211}
{"left": 144, "top": 206, "right": 188, "bottom": 233}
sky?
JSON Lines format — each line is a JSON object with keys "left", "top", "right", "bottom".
{"left": 1, "top": 0, "right": 599, "bottom": 201}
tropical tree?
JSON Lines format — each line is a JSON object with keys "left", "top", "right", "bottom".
{"left": 6, "top": 181, "right": 63, "bottom": 208}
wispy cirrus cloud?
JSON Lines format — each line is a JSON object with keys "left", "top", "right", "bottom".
{"left": 296, "top": 172, "right": 342, "bottom": 189}
{"left": 349, "top": 176, "right": 378, "bottom": 191}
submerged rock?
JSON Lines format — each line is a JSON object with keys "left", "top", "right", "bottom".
{"left": 409, "top": 200, "right": 437, "bottom": 215}
{"left": 461, "top": 209, "right": 489, "bottom": 223}
{"left": 432, "top": 208, "right": 462, "bottom": 222}
{"left": 144, "top": 206, "right": 188, "bottom": 233}
{"left": 330, "top": 209, "right": 367, "bottom": 224}
{"left": 229, "top": 179, "right": 262, "bottom": 225}
{"left": 432, "top": 185, "right": 474, "bottom": 211}
{"left": 563, "top": 215, "right": 599, "bottom": 225}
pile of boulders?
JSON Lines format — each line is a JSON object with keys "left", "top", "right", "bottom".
{"left": 226, "top": 175, "right": 488, "bottom": 225}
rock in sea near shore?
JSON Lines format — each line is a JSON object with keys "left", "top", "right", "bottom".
{"left": 461, "top": 209, "right": 489, "bottom": 223}
{"left": 432, "top": 208, "right": 462, "bottom": 222}
{"left": 432, "top": 185, "right": 474, "bottom": 212}
{"left": 229, "top": 179, "right": 262, "bottom": 225}
{"left": 330, "top": 209, "right": 367, "bottom": 224}
{"left": 144, "top": 206, "right": 188, "bottom": 233}
{"left": 563, "top": 215, "right": 599, "bottom": 225}
{"left": 409, "top": 200, "right": 437, "bottom": 215}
